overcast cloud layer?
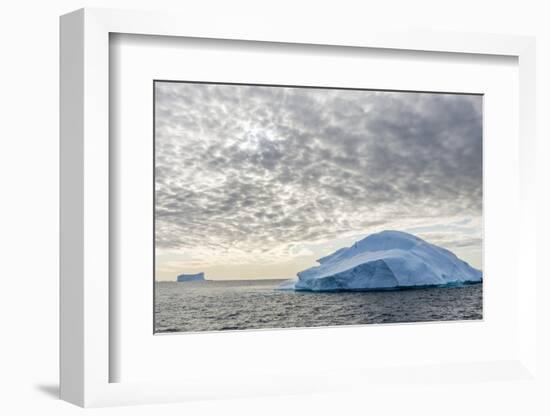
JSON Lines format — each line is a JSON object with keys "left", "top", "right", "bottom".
{"left": 155, "top": 82, "right": 482, "bottom": 280}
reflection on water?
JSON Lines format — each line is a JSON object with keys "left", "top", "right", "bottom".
{"left": 154, "top": 279, "right": 482, "bottom": 333}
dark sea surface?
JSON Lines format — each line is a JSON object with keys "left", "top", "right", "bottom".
{"left": 154, "top": 280, "right": 483, "bottom": 333}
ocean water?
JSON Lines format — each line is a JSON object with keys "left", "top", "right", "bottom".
{"left": 154, "top": 280, "right": 483, "bottom": 333}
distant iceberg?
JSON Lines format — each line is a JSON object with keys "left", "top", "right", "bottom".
{"left": 177, "top": 272, "right": 205, "bottom": 282}
{"left": 279, "top": 230, "right": 482, "bottom": 292}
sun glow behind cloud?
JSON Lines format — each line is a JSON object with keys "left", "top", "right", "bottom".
{"left": 155, "top": 82, "right": 483, "bottom": 281}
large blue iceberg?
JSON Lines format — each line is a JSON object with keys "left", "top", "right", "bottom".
{"left": 279, "top": 230, "right": 482, "bottom": 292}
{"left": 177, "top": 272, "right": 205, "bottom": 282}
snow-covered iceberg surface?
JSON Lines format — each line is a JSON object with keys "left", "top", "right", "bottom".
{"left": 177, "top": 272, "right": 205, "bottom": 282}
{"left": 279, "top": 231, "right": 482, "bottom": 292}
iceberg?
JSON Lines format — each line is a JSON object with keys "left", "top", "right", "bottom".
{"left": 279, "top": 230, "right": 482, "bottom": 292}
{"left": 177, "top": 272, "right": 205, "bottom": 282}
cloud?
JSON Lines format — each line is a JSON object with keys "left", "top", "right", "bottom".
{"left": 155, "top": 82, "right": 482, "bottom": 267}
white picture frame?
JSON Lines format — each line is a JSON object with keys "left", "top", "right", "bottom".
{"left": 60, "top": 7, "right": 538, "bottom": 408}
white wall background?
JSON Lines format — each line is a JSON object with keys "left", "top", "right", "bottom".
{"left": 0, "top": 0, "right": 548, "bottom": 415}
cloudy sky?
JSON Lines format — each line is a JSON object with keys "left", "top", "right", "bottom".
{"left": 155, "top": 82, "right": 482, "bottom": 281}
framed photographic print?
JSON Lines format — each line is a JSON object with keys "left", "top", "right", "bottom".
{"left": 153, "top": 81, "right": 484, "bottom": 334}
{"left": 60, "top": 8, "right": 539, "bottom": 408}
